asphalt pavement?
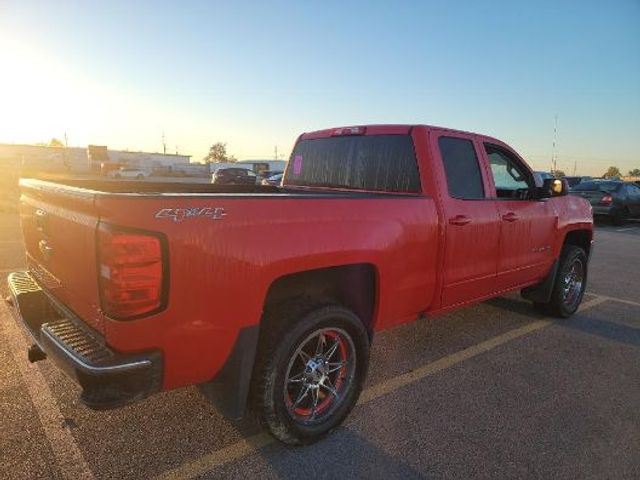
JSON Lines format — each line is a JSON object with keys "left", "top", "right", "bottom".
{"left": 1, "top": 211, "right": 639, "bottom": 480}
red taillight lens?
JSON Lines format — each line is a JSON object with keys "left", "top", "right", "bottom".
{"left": 601, "top": 194, "right": 613, "bottom": 205}
{"left": 98, "top": 226, "right": 167, "bottom": 319}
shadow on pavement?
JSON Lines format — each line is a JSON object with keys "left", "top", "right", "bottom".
{"left": 558, "top": 314, "right": 640, "bottom": 348}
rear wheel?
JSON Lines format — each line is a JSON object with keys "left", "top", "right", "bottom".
{"left": 534, "top": 245, "right": 587, "bottom": 318}
{"left": 612, "top": 207, "right": 629, "bottom": 226}
{"left": 251, "top": 302, "right": 369, "bottom": 445}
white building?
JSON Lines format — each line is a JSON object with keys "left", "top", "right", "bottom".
{"left": 0, "top": 143, "right": 190, "bottom": 174}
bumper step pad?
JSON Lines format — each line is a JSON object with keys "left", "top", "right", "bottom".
{"left": 7, "top": 271, "right": 58, "bottom": 331}
{"left": 7, "top": 271, "right": 163, "bottom": 409}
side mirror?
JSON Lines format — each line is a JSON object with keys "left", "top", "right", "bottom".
{"left": 537, "top": 178, "right": 569, "bottom": 199}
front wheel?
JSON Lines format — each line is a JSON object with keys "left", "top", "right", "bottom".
{"left": 534, "top": 245, "right": 588, "bottom": 318}
{"left": 251, "top": 303, "right": 370, "bottom": 445}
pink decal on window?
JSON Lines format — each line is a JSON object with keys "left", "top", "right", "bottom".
{"left": 293, "top": 155, "right": 303, "bottom": 175}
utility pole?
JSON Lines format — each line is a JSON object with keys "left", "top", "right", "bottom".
{"left": 573, "top": 160, "right": 577, "bottom": 175}
{"left": 162, "top": 131, "right": 167, "bottom": 154}
{"left": 274, "top": 145, "right": 278, "bottom": 160}
{"left": 551, "top": 114, "right": 558, "bottom": 174}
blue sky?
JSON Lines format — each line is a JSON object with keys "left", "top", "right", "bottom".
{"left": 1, "top": 0, "right": 638, "bottom": 175}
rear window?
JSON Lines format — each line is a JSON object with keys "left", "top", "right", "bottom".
{"left": 285, "top": 135, "right": 420, "bottom": 193}
{"left": 573, "top": 181, "right": 621, "bottom": 193}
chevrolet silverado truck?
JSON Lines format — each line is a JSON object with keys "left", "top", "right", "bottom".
{"left": 6, "top": 124, "right": 593, "bottom": 445}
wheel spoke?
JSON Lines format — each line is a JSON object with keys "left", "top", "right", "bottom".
{"left": 321, "top": 376, "right": 338, "bottom": 398}
{"left": 291, "top": 385, "right": 310, "bottom": 410}
{"left": 310, "top": 387, "right": 320, "bottom": 419}
{"left": 327, "top": 361, "right": 346, "bottom": 374}
{"left": 287, "top": 371, "right": 305, "bottom": 384}
{"left": 298, "top": 349, "right": 311, "bottom": 363}
{"left": 325, "top": 338, "right": 341, "bottom": 360}
{"left": 315, "top": 333, "right": 326, "bottom": 356}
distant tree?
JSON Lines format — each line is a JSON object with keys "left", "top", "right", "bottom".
{"left": 551, "top": 169, "right": 565, "bottom": 179}
{"left": 203, "top": 142, "right": 237, "bottom": 163}
{"left": 602, "top": 166, "right": 621, "bottom": 179}
{"left": 628, "top": 168, "right": 640, "bottom": 177}
{"left": 49, "top": 138, "right": 64, "bottom": 148}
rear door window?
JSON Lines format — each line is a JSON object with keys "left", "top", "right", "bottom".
{"left": 286, "top": 135, "right": 420, "bottom": 193}
{"left": 438, "top": 137, "right": 485, "bottom": 199}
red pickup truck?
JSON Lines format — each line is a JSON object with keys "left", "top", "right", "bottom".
{"left": 7, "top": 124, "right": 593, "bottom": 444}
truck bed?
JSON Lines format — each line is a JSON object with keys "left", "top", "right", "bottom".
{"left": 29, "top": 176, "right": 283, "bottom": 194}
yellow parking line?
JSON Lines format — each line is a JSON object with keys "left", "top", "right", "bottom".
{"left": 359, "top": 295, "right": 607, "bottom": 405}
{"left": 591, "top": 294, "right": 640, "bottom": 308}
{"left": 155, "top": 433, "right": 273, "bottom": 480}
{"left": 154, "top": 295, "right": 608, "bottom": 479}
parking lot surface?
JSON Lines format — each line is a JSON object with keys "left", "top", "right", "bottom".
{"left": 1, "top": 211, "right": 639, "bottom": 479}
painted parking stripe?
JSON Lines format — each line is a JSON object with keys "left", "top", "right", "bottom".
{"left": 1, "top": 306, "right": 95, "bottom": 479}
{"left": 591, "top": 294, "right": 640, "bottom": 308}
{"left": 154, "top": 295, "right": 608, "bottom": 479}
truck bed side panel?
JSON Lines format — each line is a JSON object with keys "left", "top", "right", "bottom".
{"left": 96, "top": 195, "right": 439, "bottom": 390}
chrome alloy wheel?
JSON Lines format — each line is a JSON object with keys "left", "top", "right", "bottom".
{"left": 283, "top": 327, "right": 356, "bottom": 425}
{"left": 562, "top": 258, "right": 584, "bottom": 308}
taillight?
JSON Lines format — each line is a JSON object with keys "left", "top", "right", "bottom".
{"left": 98, "top": 226, "right": 167, "bottom": 319}
{"left": 601, "top": 194, "right": 613, "bottom": 205}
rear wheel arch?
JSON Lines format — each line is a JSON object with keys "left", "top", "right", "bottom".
{"left": 259, "top": 263, "right": 379, "bottom": 337}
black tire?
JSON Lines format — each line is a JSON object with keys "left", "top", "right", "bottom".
{"left": 251, "top": 301, "right": 370, "bottom": 445}
{"left": 612, "top": 207, "right": 629, "bottom": 226}
{"left": 534, "top": 245, "right": 588, "bottom": 318}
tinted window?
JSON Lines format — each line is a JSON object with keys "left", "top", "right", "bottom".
{"left": 564, "top": 177, "right": 582, "bottom": 187}
{"left": 438, "top": 137, "right": 484, "bottom": 199}
{"left": 573, "top": 181, "right": 621, "bottom": 193}
{"left": 286, "top": 135, "right": 420, "bottom": 193}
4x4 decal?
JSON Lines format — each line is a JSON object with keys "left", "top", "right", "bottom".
{"left": 155, "top": 207, "right": 227, "bottom": 222}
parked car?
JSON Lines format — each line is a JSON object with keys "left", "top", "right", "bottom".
{"left": 211, "top": 167, "right": 257, "bottom": 185}
{"left": 571, "top": 180, "right": 640, "bottom": 225}
{"left": 9, "top": 124, "right": 593, "bottom": 445}
{"left": 261, "top": 173, "right": 283, "bottom": 186}
{"left": 107, "top": 168, "right": 149, "bottom": 180}
{"left": 562, "top": 176, "right": 592, "bottom": 189}
{"left": 535, "top": 171, "right": 555, "bottom": 182}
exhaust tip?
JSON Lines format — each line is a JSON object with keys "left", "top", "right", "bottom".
{"left": 28, "top": 344, "right": 47, "bottom": 363}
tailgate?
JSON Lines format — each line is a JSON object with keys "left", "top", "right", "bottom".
{"left": 19, "top": 179, "right": 104, "bottom": 333}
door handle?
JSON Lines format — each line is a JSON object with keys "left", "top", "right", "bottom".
{"left": 448, "top": 215, "right": 471, "bottom": 226}
{"left": 502, "top": 212, "right": 519, "bottom": 222}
